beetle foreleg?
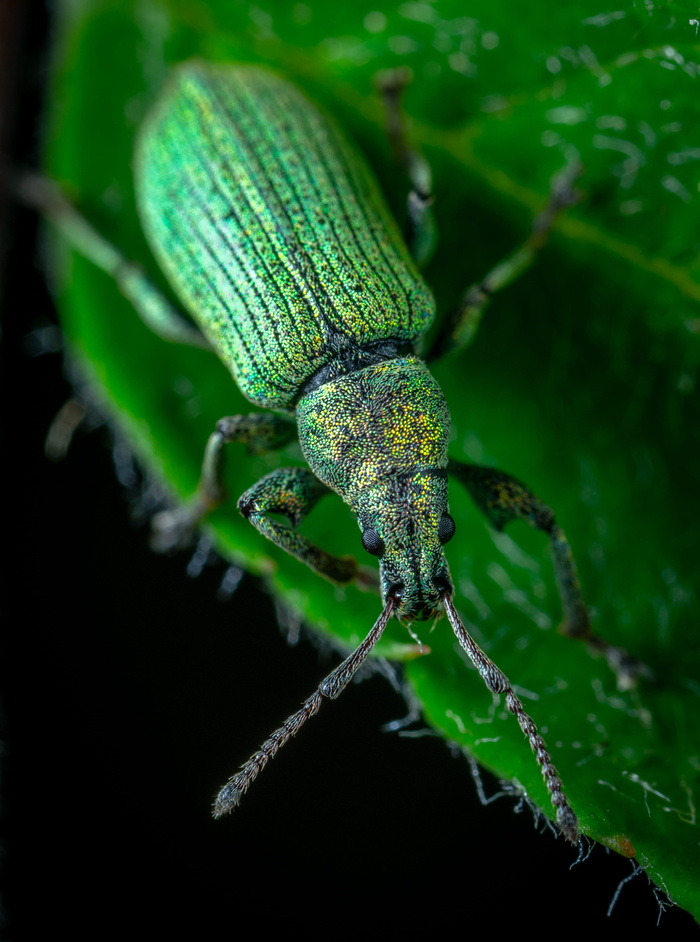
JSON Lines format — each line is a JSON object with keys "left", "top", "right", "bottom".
{"left": 238, "top": 466, "right": 359, "bottom": 584}
{"left": 449, "top": 460, "right": 649, "bottom": 690}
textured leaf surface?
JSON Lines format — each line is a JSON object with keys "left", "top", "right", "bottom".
{"left": 45, "top": 0, "right": 699, "bottom": 919}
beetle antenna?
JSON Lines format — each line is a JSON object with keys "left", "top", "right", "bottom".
{"left": 442, "top": 594, "right": 579, "bottom": 844}
{"left": 213, "top": 596, "right": 396, "bottom": 817}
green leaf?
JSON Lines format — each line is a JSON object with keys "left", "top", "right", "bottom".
{"left": 45, "top": 0, "right": 699, "bottom": 919}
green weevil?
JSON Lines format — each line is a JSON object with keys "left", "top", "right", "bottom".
{"left": 27, "top": 61, "right": 644, "bottom": 843}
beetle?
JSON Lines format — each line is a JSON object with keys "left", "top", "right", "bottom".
{"left": 25, "top": 61, "right": 644, "bottom": 843}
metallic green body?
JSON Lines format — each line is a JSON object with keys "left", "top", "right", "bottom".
{"left": 137, "top": 62, "right": 453, "bottom": 619}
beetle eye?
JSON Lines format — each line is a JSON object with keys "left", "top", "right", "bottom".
{"left": 438, "top": 513, "right": 456, "bottom": 545}
{"left": 361, "top": 528, "right": 385, "bottom": 557}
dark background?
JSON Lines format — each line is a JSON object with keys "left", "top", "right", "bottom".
{"left": 1, "top": 1, "right": 697, "bottom": 936}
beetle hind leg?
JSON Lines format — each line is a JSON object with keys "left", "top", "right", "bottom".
{"left": 429, "top": 162, "right": 582, "bottom": 362}
{"left": 18, "top": 172, "right": 210, "bottom": 349}
{"left": 376, "top": 67, "right": 436, "bottom": 268}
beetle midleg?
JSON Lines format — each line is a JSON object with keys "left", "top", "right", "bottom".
{"left": 449, "top": 460, "right": 648, "bottom": 690}
{"left": 151, "top": 413, "right": 296, "bottom": 551}
{"left": 18, "top": 172, "right": 208, "bottom": 349}
{"left": 428, "top": 162, "right": 582, "bottom": 361}
{"left": 239, "top": 466, "right": 358, "bottom": 584}
{"left": 376, "top": 68, "right": 436, "bottom": 268}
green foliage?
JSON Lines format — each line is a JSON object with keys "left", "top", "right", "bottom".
{"left": 46, "top": 0, "right": 699, "bottom": 918}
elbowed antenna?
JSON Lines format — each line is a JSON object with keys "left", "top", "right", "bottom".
{"left": 442, "top": 593, "right": 579, "bottom": 844}
{"left": 213, "top": 596, "right": 397, "bottom": 818}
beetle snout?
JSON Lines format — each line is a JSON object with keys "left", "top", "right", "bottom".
{"left": 389, "top": 571, "right": 453, "bottom": 621}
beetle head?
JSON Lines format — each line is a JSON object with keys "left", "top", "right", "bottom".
{"left": 355, "top": 470, "right": 455, "bottom": 621}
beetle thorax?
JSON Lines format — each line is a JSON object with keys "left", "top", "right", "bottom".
{"left": 296, "top": 356, "right": 451, "bottom": 501}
